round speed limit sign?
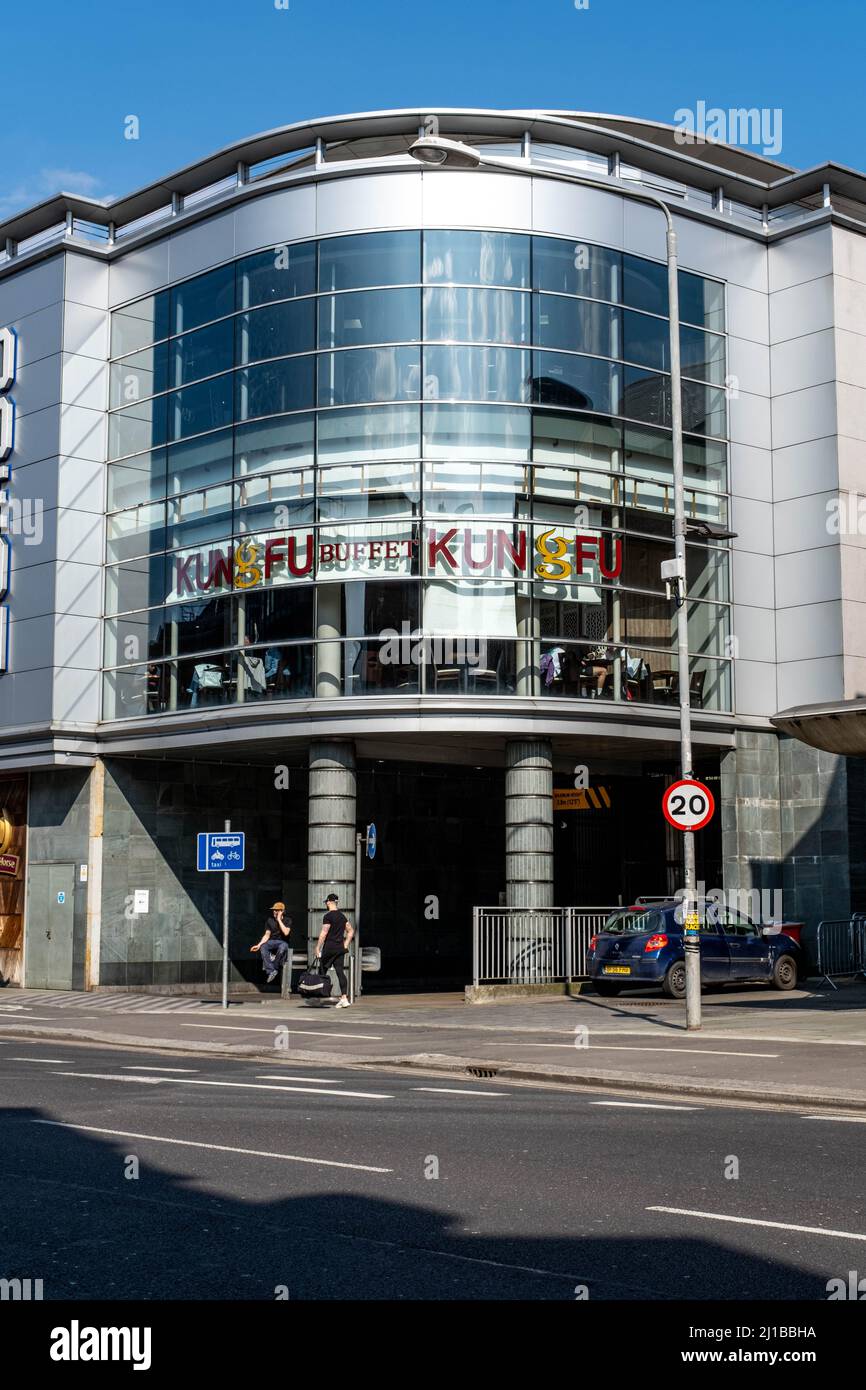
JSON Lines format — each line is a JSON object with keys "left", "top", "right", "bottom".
{"left": 662, "top": 778, "right": 715, "bottom": 832}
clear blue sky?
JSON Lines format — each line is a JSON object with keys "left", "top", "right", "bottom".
{"left": 3, "top": 0, "right": 862, "bottom": 217}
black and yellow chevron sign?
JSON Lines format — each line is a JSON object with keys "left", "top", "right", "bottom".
{"left": 553, "top": 787, "right": 612, "bottom": 811}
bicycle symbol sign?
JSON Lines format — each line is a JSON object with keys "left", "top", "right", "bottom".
{"left": 662, "top": 778, "right": 715, "bottom": 832}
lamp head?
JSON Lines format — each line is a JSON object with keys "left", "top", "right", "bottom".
{"left": 408, "top": 136, "right": 482, "bottom": 170}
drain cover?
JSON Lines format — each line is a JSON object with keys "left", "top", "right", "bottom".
{"left": 466, "top": 1066, "right": 498, "bottom": 1079}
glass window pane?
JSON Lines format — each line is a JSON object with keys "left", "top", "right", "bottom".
{"left": 107, "top": 450, "right": 168, "bottom": 511}
{"left": 532, "top": 237, "right": 620, "bottom": 301}
{"left": 424, "top": 230, "right": 530, "bottom": 287}
{"left": 681, "top": 325, "right": 726, "bottom": 386}
{"left": 622, "top": 365, "right": 670, "bottom": 428}
{"left": 682, "top": 381, "right": 726, "bottom": 437}
{"left": 320, "top": 580, "right": 420, "bottom": 638}
{"left": 423, "top": 580, "right": 518, "bottom": 637}
{"left": 534, "top": 296, "right": 617, "bottom": 356}
{"left": 104, "top": 608, "right": 166, "bottom": 668}
{"left": 238, "top": 299, "right": 316, "bottom": 364}
{"left": 533, "top": 465, "right": 615, "bottom": 507}
{"left": 237, "top": 243, "right": 316, "bottom": 307}
{"left": 106, "top": 502, "right": 166, "bottom": 563}
{"left": 318, "top": 347, "right": 420, "bottom": 406}
{"left": 425, "top": 287, "right": 530, "bottom": 345}
{"left": 532, "top": 352, "right": 617, "bottom": 414}
{"left": 171, "top": 264, "right": 235, "bottom": 334}
{"left": 103, "top": 664, "right": 166, "bottom": 720}
{"left": 164, "top": 595, "right": 234, "bottom": 656}
{"left": 683, "top": 434, "right": 727, "bottom": 493}
{"left": 169, "top": 374, "right": 233, "bottom": 440}
{"left": 170, "top": 318, "right": 234, "bottom": 388}
{"left": 109, "top": 397, "right": 168, "bottom": 460}
{"left": 318, "top": 231, "right": 420, "bottom": 291}
{"left": 317, "top": 462, "right": 420, "bottom": 519}
{"left": 110, "top": 343, "right": 168, "bottom": 409}
{"left": 423, "top": 403, "right": 530, "bottom": 460}
{"left": 424, "top": 346, "right": 529, "bottom": 403}
{"left": 689, "top": 656, "right": 731, "bottom": 712}
{"left": 111, "top": 293, "right": 170, "bottom": 358}
{"left": 240, "top": 586, "right": 315, "bottom": 643}
{"left": 687, "top": 543, "right": 730, "bottom": 603}
{"left": 234, "top": 413, "right": 315, "bottom": 475}
{"left": 318, "top": 288, "right": 420, "bottom": 349}
{"left": 532, "top": 412, "right": 621, "bottom": 468}
{"left": 623, "top": 309, "right": 669, "bottom": 372}
{"left": 167, "top": 428, "right": 233, "bottom": 495}
{"left": 237, "top": 356, "right": 315, "bottom": 420}
{"left": 423, "top": 460, "right": 528, "bottom": 516}
{"left": 679, "top": 270, "right": 725, "bottom": 332}
{"left": 623, "top": 254, "right": 668, "bottom": 316}
{"left": 235, "top": 469, "right": 315, "bottom": 531}
{"left": 105, "top": 554, "right": 167, "bottom": 616}
{"left": 687, "top": 598, "right": 730, "bottom": 659}
{"left": 317, "top": 404, "right": 420, "bottom": 462}
{"left": 167, "top": 484, "right": 233, "bottom": 549}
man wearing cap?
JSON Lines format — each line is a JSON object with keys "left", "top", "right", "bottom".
{"left": 250, "top": 902, "right": 292, "bottom": 984}
{"left": 315, "top": 893, "right": 354, "bottom": 1008}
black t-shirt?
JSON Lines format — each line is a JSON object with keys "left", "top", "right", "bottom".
{"left": 265, "top": 915, "right": 290, "bottom": 940}
{"left": 322, "top": 909, "right": 347, "bottom": 952}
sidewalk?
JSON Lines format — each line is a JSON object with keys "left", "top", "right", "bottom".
{"left": 2, "top": 982, "right": 866, "bottom": 1110}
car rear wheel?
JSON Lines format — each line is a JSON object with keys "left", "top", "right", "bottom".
{"left": 772, "top": 954, "right": 798, "bottom": 991}
{"left": 595, "top": 981, "right": 622, "bottom": 997}
{"left": 662, "top": 961, "right": 687, "bottom": 999}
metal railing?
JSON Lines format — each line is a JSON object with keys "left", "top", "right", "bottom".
{"left": 472, "top": 906, "right": 619, "bottom": 986}
{"left": 816, "top": 915, "right": 866, "bottom": 988}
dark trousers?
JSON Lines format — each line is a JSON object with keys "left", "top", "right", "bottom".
{"left": 261, "top": 939, "right": 289, "bottom": 974}
{"left": 320, "top": 947, "right": 348, "bottom": 996}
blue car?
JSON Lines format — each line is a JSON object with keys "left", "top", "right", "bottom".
{"left": 587, "top": 900, "right": 803, "bottom": 999}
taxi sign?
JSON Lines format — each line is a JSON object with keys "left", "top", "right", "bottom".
{"left": 662, "top": 778, "right": 715, "bottom": 832}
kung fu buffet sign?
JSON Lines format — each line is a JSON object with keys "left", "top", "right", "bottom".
{"left": 169, "top": 525, "right": 623, "bottom": 602}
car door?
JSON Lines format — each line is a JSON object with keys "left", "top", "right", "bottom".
{"left": 699, "top": 900, "right": 730, "bottom": 982}
{"left": 723, "top": 908, "right": 770, "bottom": 981}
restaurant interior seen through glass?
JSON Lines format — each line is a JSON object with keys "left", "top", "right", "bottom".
{"left": 104, "top": 228, "right": 732, "bottom": 720}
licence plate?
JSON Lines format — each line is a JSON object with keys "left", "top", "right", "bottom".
{"left": 602, "top": 965, "right": 631, "bottom": 976}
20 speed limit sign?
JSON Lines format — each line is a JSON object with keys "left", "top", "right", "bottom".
{"left": 662, "top": 778, "right": 715, "bottom": 832}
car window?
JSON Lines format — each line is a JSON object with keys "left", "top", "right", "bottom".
{"left": 602, "top": 909, "right": 664, "bottom": 935}
{"left": 723, "top": 908, "right": 759, "bottom": 937}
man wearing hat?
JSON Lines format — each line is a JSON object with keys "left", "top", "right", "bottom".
{"left": 314, "top": 892, "right": 354, "bottom": 1008}
{"left": 250, "top": 902, "right": 292, "bottom": 984}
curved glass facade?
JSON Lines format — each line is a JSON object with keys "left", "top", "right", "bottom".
{"left": 104, "top": 228, "right": 732, "bottom": 720}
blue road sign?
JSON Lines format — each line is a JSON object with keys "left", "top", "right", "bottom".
{"left": 366, "top": 823, "right": 377, "bottom": 860}
{"left": 197, "top": 832, "right": 245, "bottom": 872}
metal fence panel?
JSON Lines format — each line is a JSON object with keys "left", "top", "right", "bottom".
{"left": 473, "top": 906, "right": 618, "bottom": 985}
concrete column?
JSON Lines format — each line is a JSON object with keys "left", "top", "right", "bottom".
{"left": 84, "top": 760, "right": 105, "bottom": 991}
{"left": 505, "top": 739, "right": 554, "bottom": 907}
{"left": 307, "top": 741, "right": 356, "bottom": 962}
{"left": 316, "top": 583, "right": 342, "bottom": 698}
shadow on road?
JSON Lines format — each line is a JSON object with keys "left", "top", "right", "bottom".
{"left": 0, "top": 1104, "right": 833, "bottom": 1301}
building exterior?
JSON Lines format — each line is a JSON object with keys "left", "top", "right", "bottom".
{"left": 0, "top": 107, "right": 863, "bottom": 992}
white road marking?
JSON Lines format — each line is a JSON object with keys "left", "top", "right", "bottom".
{"left": 8, "top": 1057, "right": 67, "bottom": 1063}
{"left": 591, "top": 1101, "right": 700, "bottom": 1111}
{"left": 648, "top": 1206, "right": 866, "bottom": 1243}
{"left": 255, "top": 1075, "right": 342, "bottom": 1084}
{"left": 32, "top": 1120, "right": 392, "bottom": 1174}
{"left": 54, "top": 1071, "right": 392, "bottom": 1100}
{"left": 123, "top": 1066, "right": 199, "bottom": 1073}
{"left": 0, "top": 1016, "right": 72, "bottom": 1023}
{"left": 484, "top": 1043, "right": 778, "bottom": 1058}
{"left": 180, "top": 1022, "right": 383, "bottom": 1041}
{"left": 801, "top": 1114, "right": 866, "bottom": 1124}
{"left": 413, "top": 1087, "right": 508, "bottom": 1097}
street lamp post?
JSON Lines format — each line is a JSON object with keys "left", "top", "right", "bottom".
{"left": 410, "top": 130, "right": 701, "bottom": 1028}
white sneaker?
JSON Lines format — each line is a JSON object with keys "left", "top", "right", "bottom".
{"left": 335, "top": 997, "right": 351, "bottom": 1008}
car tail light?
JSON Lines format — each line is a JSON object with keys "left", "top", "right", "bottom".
{"left": 644, "top": 934, "right": 669, "bottom": 952}
{"left": 588, "top": 936, "right": 598, "bottom": 951}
